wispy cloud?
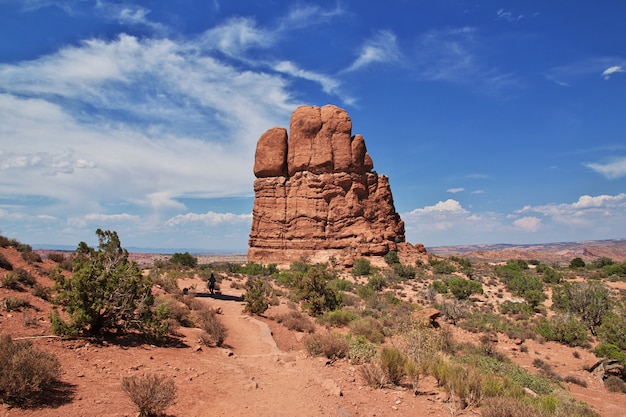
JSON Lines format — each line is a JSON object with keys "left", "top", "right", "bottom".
{"left": 546, "top": 57, "right": 626, "bottom": 86}
{"left": 412, "top": 27, "right": 517, "bottom": 93}
{"left": 95, "top": 1, "right": 167, "bottom": 32}
{"left": 585, "top": 156, "right": 626, "bottom": 179}
{"left": 447, "top": 187, "right": 465, "bottom": 193}
{"left": 602, "top": 65, "right": 624, "bottom": 80}
{"left": 279, "top": 4, "right": 344, "bottom": 30}
{"left": 345, "top": 30, "right": 402, "bottom": 72}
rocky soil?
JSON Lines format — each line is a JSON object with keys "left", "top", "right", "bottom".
{"left": 1, "top": 242, "right": 625, "bottom": 417}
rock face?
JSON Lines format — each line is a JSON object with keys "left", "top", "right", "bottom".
{"left": 248, "top": 105, "right": 406, "bottom": 265}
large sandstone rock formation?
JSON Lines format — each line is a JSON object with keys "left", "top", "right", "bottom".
{"left": 248, "top": 105, "right": 407, "bottom": 265}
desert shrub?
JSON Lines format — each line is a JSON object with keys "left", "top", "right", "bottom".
{"left": 1, "top": 296, "right": 30, "bottom": 311}
{"left": 14, "top": 267, "right": 36, "bottom": 286}
{"left": 20, "top": 250, "right": 42, "bottom": 264}
{"left": 1, "top": 271, "right": 20, "bottom": 289}
{"left": 507, "top": 274, "right": 545, "bottom": 308}
{"left": 542, "top": 267, "right": 563, "bottom": 284}
{"left": 535, "top": 315, "right": 589, "bottom": 347}
{"left": 552, "top": 281, "right": 612, "bottom": 335}
{"left": 121, "top": 373, "right": 177, "bottom": 417}
{"left": 243, "top": 277, "right": 270, "bottom": 315}
{"left": 597, "top": 312, "right": 626, "bottom": 350}
{"left": 361, "top": 347, "right": 407, "bottom": 388}
{"left": 156, "top": 297, "right": 193, "bottom": 328}
{"left": 569, "top": 257, "right": 586, "bottom": 269}
{"left": 429, "top": 279, "right": 449, "bottom": 294}
{"left": 51, "top": 230, "right": 163, "bottom": 337}
{"left": 379, "top": 347, "right": 407, "bottom": 385}
{"left": 563, "top": 375, "right": 587, "bottom": 387}
{"left": 233, "top": 261, "right": 270, "bottom": 276}
{"left": 346, "top": 335, "right": 377, "bottom": 364}
{"left": 47, "top": 252, "right": 65, "bottom": 263}
{"left": 0, "top": 253, "right": 13, "bottom": 271}
{"left": 367, "top": 274, "right": 387, "bottom": 291}
{"left": 593, "top": 343, "right": 626, "bottom": 362}
{"left": 442, "top": 362, "right": 483, "bottom": 409}
{"left": 591, "top": 257, "right": 614, "bottom": 268}
{"left": 349, "top": 316, "right": 385, "bottom": 343}
{"left": 446, "top": 276, "right": 483, "bottom": 300}
{"left": 603, "top": 262, "right": 626, "bottom": 276}
{"left": 328, "top": 278, "right": 353, "bottom": 292}
{"left": 276, "top": 310, "right": 315, "bottom": 333}
{"left": 294, "top": 266, "right": 340, "bottom": 316}
{"left": 392, "top": 263, "right": 416, "bottom": 279}
{"left": 0, "top": 335, "right": 61, "bottom": 407}
{"left": 604, "top": 375, "right": 626, "bottom": 393}
{"left": 352, "top": 258, "right": 372, "bottom": 276}
{"left": 431, "top": 259, "right": 455, "bottom": 274}
{"left": 318, "top": 308, "right": 358, "bottom": 327}
{"left": 383, "top": 250, "right": 399, "bottom": 265}
{"left": 460, "top": 312, "right": 527, "bottom": 340}
{"left": 196, "top": 307, "right": 227, "bottom": 347}
{"left": 152, "top": 271, "right": 180, "bottom": 294}
{"left": 32, "top": 283, "right": 51, "bottom": 300}
{"left": 169, "top": 252, "right": 197, "bottom": 268}
{"left": 481, "top": 397, "right": 537, "bottom": 417}
{"left": 303, "top": 331, "right": 349, "bottom": 359}
{"left": 438, "top": 298, "right": 470, "bottom": 325}
{"left": 500, "top": 301, "right": 533, "bottom": 316}
{"left": 356, "top": 284, "right": 375, "bottom": 300}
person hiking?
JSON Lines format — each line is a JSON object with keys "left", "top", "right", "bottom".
{"left": 208, "top": 273, "right": 216, "bottom": 295}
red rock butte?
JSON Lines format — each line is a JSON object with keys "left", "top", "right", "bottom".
{"left": 248, "top": 104, "right": 422, "bottom": 266}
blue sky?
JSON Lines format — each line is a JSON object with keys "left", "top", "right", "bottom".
{"left": 0, "top": 0, "right": 625, "bottom": 252}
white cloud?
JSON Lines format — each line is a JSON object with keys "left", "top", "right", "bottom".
{"left": 410, "top": 199, "right": 467, "bottom": 214}
{"left": 345, "top": 30, "right": 402, "bottom": 72}
{"left": 94, "top": 1, "right": 166, "bottom": 32}
{"left": 546, "top": 58, "right": 626, "bottom": 86}
{"left": 200, "top": 17, "right": 275, "bottom": 58}
{"left": 585, "top": 156, "right": 626, "bottom": 179}
{"left": 513, "top": 216, "right": 541, "bottom": 232}
{"left": 402, "top": 193, "right": 626, "bottom": 246}
{"left": 274, "top": 61, "right": 341, "bottom": 95}
{"left": 517, "top": 193, "right": 626, "bottom": 227}
{"left": 166, "top": 211, "right": 252, "bottom": 227}
{"left": 602, "top": 65, "right": 624, "bottom": 80}
{"left": 279, "top": 4, "right": 344, "bottom": 30}
{"left": 447, "top": 187, "right": 465, "bottom": 193}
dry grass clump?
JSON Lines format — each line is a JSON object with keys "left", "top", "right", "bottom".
{"left": 121, "top": 373, "right": 177, "bottom": 417}
{"left": 303, "top": 331, "right": 349, "bottom": 359}
{"left": 196, "top": 306, "right": 227, "bottom": 347}
{"left": 276, "top": 310, "right": 315, "bottom": 333}
{"left": 603, "top": 375, "right": 626, "bottom": 393}
{"left": 361, "top": 347, "right": 408, "bottom": 388}
{"left": 481, "top": 397, "right": 536, "bottom": 417}
{"left": 0, "top": 335, "right": 61, "bottom": 407}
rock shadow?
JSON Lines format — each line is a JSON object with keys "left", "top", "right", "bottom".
{"left": 195, "top": 292, "right": 244, "bottom": 302}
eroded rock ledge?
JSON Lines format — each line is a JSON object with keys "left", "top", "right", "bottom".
{"left": 248, "top": 105, "right": 409, "bottom": 266}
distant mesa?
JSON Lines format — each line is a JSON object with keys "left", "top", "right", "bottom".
{"left": 248, "top": 104, "right": 425, "bottom": 266}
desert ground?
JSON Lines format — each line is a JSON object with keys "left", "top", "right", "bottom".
{"left": 1, "top": 240, "right": 626, "bottom": 417}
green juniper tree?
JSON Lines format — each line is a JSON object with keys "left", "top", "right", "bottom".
{"left": 51, "top": 229, "right": 166, "bottom": 337}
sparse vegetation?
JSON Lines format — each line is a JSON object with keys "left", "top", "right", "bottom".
{"left": 169, "top": 251, "right": 198, "bottom": 268}
{"left": 121, "top": 373, "right": 177, "bottom": 417}
{"left": 50, "top": 229, "right": 165, "bottom": 338}
{"left": 0, "top": 335, "right": 61, "bottom": 407}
